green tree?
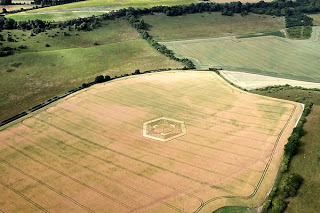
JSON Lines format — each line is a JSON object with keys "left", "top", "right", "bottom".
{"left": 280, "top": 173, "right": 303, "bottom": 198}
{"left": 95, "top": 75, "right": 105, "bottom": 83}
{"left": 271, "top": 198, "right": 287, "bottom": 213}
{"left": 0, "top": 0, "right": 12, "bottom": 5}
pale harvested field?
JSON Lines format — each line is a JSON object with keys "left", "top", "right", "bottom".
{"left": 162, "top": 28, "right": 320, "bottom": 82}
{"left": 1, "top": 4, "right": 34, "bottom": 11}
{"left": 0, "top": 71, "right": 303, "bottom": 212}
{"left": 220, "top": 70, "right": 320, "bottom": 90}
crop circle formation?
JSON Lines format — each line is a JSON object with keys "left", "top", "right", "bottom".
{"left": 142, "top": 117, "right": 187, "bottom": 142}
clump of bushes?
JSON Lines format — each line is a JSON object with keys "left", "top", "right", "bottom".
{"left": 281, "top": 102, "right": 313, "bottom": 173}
{"left": 280, "top": 173, "right": 303, "bottom": 198}
{"left": 94, "top": 75, "right": 111, "bottom": 83}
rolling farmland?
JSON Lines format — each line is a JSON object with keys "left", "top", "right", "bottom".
{"left": 0, "top": 19, "right": 182, "bottom": 122}
{"left": 21, "top": 0, "right": 198, "bottom": 13}
{"left": 0, "top": 71, "right": 303, "bottom": 212}
{"left": 143, "top": 13, "right": 285, "bottom": 42}
{"left": 163, "top": 28, "right": 320, "bottom": 83}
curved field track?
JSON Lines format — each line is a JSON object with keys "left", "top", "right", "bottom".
{"left": 0, "top": 71, "right": 303, "bottom": 212}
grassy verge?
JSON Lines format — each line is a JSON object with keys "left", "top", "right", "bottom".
{"left": 143, "top": 12, "right": 285, "bottom": 41}
{"left": 253, "top": 86, "right": 320, "bottom": 213}
{"left": 236, "top": 31, "right": 285, "bottom": 39}
{"left": 0, "top": 18, "right": 182, "bottom": 121}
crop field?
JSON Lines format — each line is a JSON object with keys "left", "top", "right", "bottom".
{"left": 0, "top": 71, "right": 303, "bottom": 212}
{"left": 6, "top": 11, "right": 106, "bottom": 22}
{"left": 163, "top": 28, "right": 320, "bottom": 83}
{"left": 254, "top": 88, "right": 320, "bottom": 213}
{"left": 0, "top": 19, "right": 182, "bottom": 122}
{"left": 220, "top": 71, "right": 320, "bottom": 90}
{"left": 143, "top": 13, "right": 285, "bottom": 41}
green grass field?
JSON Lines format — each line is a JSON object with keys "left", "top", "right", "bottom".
{"left": 7, "top": 11, "right": 105, "bottom": 22}
{"left": 6, "top": 0, "right": 198, "bottom": 21}
{"left": 143, "top": 13, "right": 285, "bottom": 41}
{"left": 254, "top": 88, "right": 320, "bottom": 213}
{"left": 163, "top": 31, "right": 320, "bottom": 83}
{"left": 214, "top": 206, "right": 256, "bottom": 213}
{"left": 0, "top": 19, "right": 182, "bottom": 121}
{"left": 25, "top": 0, "right": 198, "bottom": 13}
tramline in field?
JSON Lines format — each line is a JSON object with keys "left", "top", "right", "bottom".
{"left": 0, "top": 71, "right": 303, "bottom": 212}
{"left": 162, "top": 27, "right": 320, "bottom": 83}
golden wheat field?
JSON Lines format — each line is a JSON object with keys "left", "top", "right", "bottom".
{"left": 0, "top": 71, "right": 303, "bottom": 212}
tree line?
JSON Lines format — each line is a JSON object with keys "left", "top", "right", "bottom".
{"left": 1, "top": 0, "right": 83, "bottom": 6}
{"left": 261, "top": 101, "right": 313, "bottom": 213}
{"left": 0, "top": 0, "right": 11, "bottom": 5}
{"left": 1, "top": 0, "right": 319, "bottom": 57}
{"left": 126, "top": 12, "right": 195, "bottom": 69}
{"left": 1, "top": 0, "right": 320, "bottom": 31}
{"left": 33, "top": 0, "right": 83, "bottom": 7}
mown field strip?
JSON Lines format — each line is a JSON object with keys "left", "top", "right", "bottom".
{"left": 0, "top": 71, "right": 302, "bottom": 212}
{"left": 220, "top": 70, "right": 320, "bottom": 90}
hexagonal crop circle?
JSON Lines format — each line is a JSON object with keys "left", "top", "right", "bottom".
{"left": 143, "top": 117, "right": 186, "bottom": 142}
